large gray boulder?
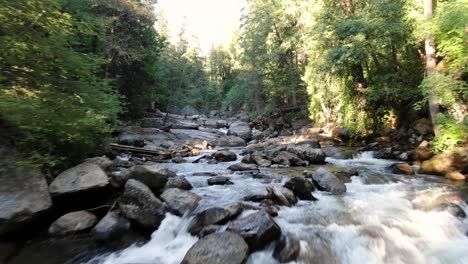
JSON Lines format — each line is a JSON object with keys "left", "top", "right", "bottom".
{"left": 227, "top": 211, "right": 281, "bottom": 251}
{"left": 207, "top": 176, "right": 233, "bottom": 186}
{"left": 180, "top": 105, "right": 200, "bottom": 116}
{"left": 160, "top": 188, "right": 201, "bottom": 216}
{"left": 264, "top": 145, "right": 287, "bottom": 160}
{"left": 49, "top": 162, "right": 109, "bottom": 197}
{"left": 266, "top": 186, "right": 297, "bottom": 207}
{"left": 286, "top": 144, "right": 326, "bottom": 164}
{"left": 48, "top": 211, "right": 97, "bottom": 236}
{"left": 312, "top": 168, "right": 346, "bottom": 195}
{"left": 189, "top": 204, "right": 243, "bottom": 235}
{"left": 118, "top": 179, "right": 165, "bottom": 231}
{"left": 181, "top": 232, "right": 249, "bottom": 264}
{"left": 92, "top": 211, "right": 130, "bottom": 241}
{"left": 216, "top": 136, "right": 246, "bottom": 147}
{"left": 251, "top": 152, "right": 272, "bottom": 167}
{"left": 0, "top": 167, "right": 53, "bottom": 236}
{"left": 228, "top": 122, "right": 252, "bottom": 141}
{"left": 127, "top": 164, "right": 169, "bottom": 191}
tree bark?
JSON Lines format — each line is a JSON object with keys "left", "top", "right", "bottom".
{"left": 424, "top": 0, "right": 440, "bottom": 136}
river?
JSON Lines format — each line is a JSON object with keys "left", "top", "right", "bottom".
{"left": 88, "top": 151, "right": 468, "bottom": 264}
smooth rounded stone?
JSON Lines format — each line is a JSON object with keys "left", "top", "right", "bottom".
{"left": 118, "top": 179, "right": 165, "bottom": 231}
{"left": 164, "top": 177, "right": 193, "bottom": 190}
{"left": 243, "top": 193, "right": 271, "bottom": 202}
{"left": 85, "top": 156, "right": 114, "bottom": 171}
{"left": 172, "top": 156, "right": 187, "bottom": 163}
{"left": 160, "top": 188, "right": 201, "bottom": 216}
{"left": 227, "top": 211, "right": 281, "bottom": 251}
{"left": 420, "top": 151, "right": 467, "bottom": 175}
{"left": 286, "top": 145, "right": 326, "bottom": 164}
{"left": 198, "top": 225, "right": 222, "bottom": 238}
{"left": 445, "top": 171, "right": 466, "bottom": 181}
{"left": 0, "top": 167, "right": 53, "bottom": 236}
{"left": 216, "top": 136, "right": 247, "bottom": 147}
{"left": 48, "top": 211, "right": 97, "bottom": 236}
{"left": 189, "top": 207, "right": 236, "bottom": 235}
{"left": 272, "top": 151, "right": 308, "bottom": 167}
{"left": 92, "top": 211, "right": 130, "bottom": 241}
{"left": 49, "top": 162, "right": 109, "bottom": 197}
{"left": 283, "top": 176, "right": 317, "bottom": 200}
{"left": 109, "top": 168, "right": 131, "bottom": 187}
{"left": 207, "top": 176, "right": 233, "bottom": 185}
{"left": 228, "top": 121, "right": 252, "bottom": 141}
{"left": 181, "top": 232, "right": 249, "bottom": 264}
{"left": 228, "top": 163, "right": 258, "bottom": 171}
{"left": 311, "top": 168, "right": 346, "bottom": 195}
{"left": 273, "top": 233, "right": 301, "bottom": 263}
{"left": 251, "top": 152, "right": 272, "bottom": 167}
{"left": 391, "top": 163, "right": 415, "bottom": 175}
{"left": 214, "top": 150, "right": 237, "bottom": 162}
{"left": 264, "top": 145, "right": 287, "bottom": 160}
{"left": 266, "top": 186, "right": 297, "bottom": 207}
{"left": 127, "top": 164, "right": 169, "bottom": 191}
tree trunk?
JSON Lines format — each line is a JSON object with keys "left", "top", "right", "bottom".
{"left": 424, "top": 0, "right": 440, "bottom": 136}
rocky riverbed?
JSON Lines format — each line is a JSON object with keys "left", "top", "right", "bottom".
{"left": 1, "top": 112, "right": 467, "bottom": 264}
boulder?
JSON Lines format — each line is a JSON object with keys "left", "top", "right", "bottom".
{"left": 311, "top": 168, "right": 346, "bottom": 195}
{"left": 172, "top": 156, "right": 187, "bottom": 163}
{"left": 0, "top": 167, "right": 53, "bottom": 236}
{"left": 445, "top": 171, "right": 466, "bottom": 181}
{"left": 251, "top": 152, "right": 272, "bottom": 167}
{"left": 92, "top": 211, "right": 130, "bottom": 241}
{"left": 420, "top": 151, "right": 467, "bottom": 175}
{"left": 160, "top": 188, "right": 201, "bottom": 216}
{"left": 207, "top": 176, "right": 233, "bottom": 186}
{"left": 181, "top": 232, "right": 249, "bottom": 264}
{"left": 118, "top": 179, "right": 165, "bottom": 231}
{"left": 266, "top": 186, "right": 297, "bottom": 207}
{"left": 48, "top": 211, "right": 97, "bottom": 236}
{"left": 227, "top": 211, "right": 281, "bottom": 251}
{"left": 228, "top": 122, "right": 252, "bottom": 141}
{"left": 189, "top": 206, "right": 241, "bottom": 235}
{"left": 322, "top": 146, "right": 353, "bottom": 159}
{"left": 273, "top": 233, "right": 301, "bottom": 263}
{"left": 227, "top": 163, "right": 258, "bottom": 171}
{"left": 295, "top": 139, "right": 321, "bottom": 149}
{"left": 415, "top": 146, "right": 434, "bottom": 161}
{"left": 127, "top": 164, "right": 169, "bottom": 191}
{"left": 391, "top": 163, "right": 415, "bottom": 175}
{"left": 241, "top": 154, "right": 253, "bottom": 163}
{"left": 283, "top": 176, "right": 317, "bottom": 200}
{"left": 216, "top": 136, "right": 246, "bottom": 147}
{"left": 264, "top": 145, "right": 287, "bottom": 160}
{"left": 85, "top": 156, "right": 114, "bottom": 171}
{"left": 180, "top": 105, "right": 200, "bottom": 116}
{"left": 164, "top": 177, "right": 193, "bottom": 190}
{"left": 332, "top": 127, "right": 350, "bottom": 142}
{"left": 272, "top": 151, "right": 308, "bottom": 167}
{"left": 49, "top": 162, "right": 109, "bottom": 197}
{"left": 214, "top": 150, "right": 237, "bottom": 162}
{"left": 286, "top": 145, "right": 326, "bottom": 164}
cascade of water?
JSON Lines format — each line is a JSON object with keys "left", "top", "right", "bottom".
{"left": 90, "top": 152, "right": 468, "bottom": 264}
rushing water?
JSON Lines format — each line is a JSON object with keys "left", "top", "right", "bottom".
{"left": 90, "top": 151, "right": 468, "bottom": 264}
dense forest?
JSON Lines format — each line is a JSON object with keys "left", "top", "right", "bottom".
{"left": 0, "top": 0, "right": 466, "bottom": 170}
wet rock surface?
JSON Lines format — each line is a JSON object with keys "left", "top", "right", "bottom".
{"left": 0, "top": 167, "right": 53, "bottom": 236}
{"left": 48, "top": 211, "right": 97, "bottom": 236}
{"left": 311, "top": 168, "right": 346, "bottom": 195}
{"left": 227, "top": 211, "right": 281, "bottom": 251}
{"left": 181, "top": 232, "right": 249, "bottom": 264}
{"left": 160, "top": 188, "right": 201, "bottom": 216}
{"left": 118, "top": 179, "right": 165, "bottom": 231}
{"left": 92, "top": 211, "right": 131, "bottom": 241}
{"left": 273, "top": 233, "right": 301, "bottom": 263}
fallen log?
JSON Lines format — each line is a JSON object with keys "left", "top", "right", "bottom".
{"left": 110, "top": 143, "right": 172, "bottom": 159}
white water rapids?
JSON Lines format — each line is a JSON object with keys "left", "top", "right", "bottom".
{"left": 90, "top": 151, "right": 468, "bottom": 264}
